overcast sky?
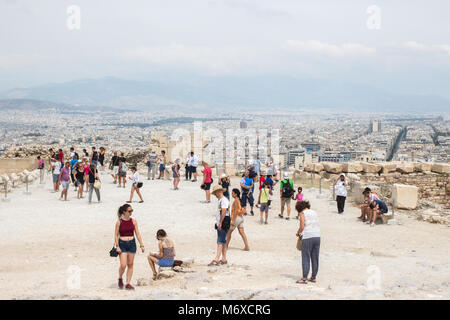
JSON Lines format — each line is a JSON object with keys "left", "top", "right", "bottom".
{"left": 0, "top": 0, "right": 449, "bottom": 98}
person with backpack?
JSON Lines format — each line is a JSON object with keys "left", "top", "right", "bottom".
{"left": 279, "top": 172, "right": 294, "bottom": 220}
{"left": 118, "top": 153, "right": 127, "bottom": 188}
{"left": 90, "top": 146, "right": 99, "bottom": 168}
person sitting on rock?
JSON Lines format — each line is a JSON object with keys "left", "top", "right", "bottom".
{"left": 368, "top": 199, "right": 389, "bottom": 227}
{"left": 147, "top": 229, "right": 176, "bottom": 280}
{"left": 358, "top": 187, "right": 380, "bottom": 222}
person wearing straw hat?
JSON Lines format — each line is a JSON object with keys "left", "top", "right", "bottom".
{"left": 208, "top": 185, "right": 231, "bottom": 266}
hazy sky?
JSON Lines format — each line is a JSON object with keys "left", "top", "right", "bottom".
{"left": 0, "top": 0, "right": 449, "bottom": 98}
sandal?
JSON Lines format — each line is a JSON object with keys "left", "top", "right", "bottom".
{"left": 126, "top": 201, "right": 132, "bottom": 203}
{"left": 152, "top": 273, "right": 158, "bottom": 280}
{"left": 219, "top": 260, "right": 228, "bottom": 265}
{"left": 208, "top": 260, "right": 219, "bottom": 266}
{"left": 308, "top": 278, "right": 316, "bottom": 283}
{"left": 139, "top": 200, "right": 144, "bottom": 203}
{"left": 296, "top": 279, "right": 308, "bottom": 284}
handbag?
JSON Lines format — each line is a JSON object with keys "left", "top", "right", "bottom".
{"left": 296, "top": 235, "right": 303, "bottom": 251}
{"left": 137, "top": 182, "right": 143, "bottom": 188}
{"left": 110, "top": 246, "right": 119, "bottom": 257}
{"left": 94, "top": 180, "right": 101, "bottom": 190}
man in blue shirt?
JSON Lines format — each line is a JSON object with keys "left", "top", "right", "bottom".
{"left": 70, "top": 155, "right": 79, "bottom": 188}
{"left": 369, "top": 199, "right": 389, "bottom": 227}
{"left": 240, "top": 170, "right": 254, "bottom": 216}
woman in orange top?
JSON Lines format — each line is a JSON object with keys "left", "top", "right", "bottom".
{"left": 225, "top": 188, "right": 250, "bottom": 251}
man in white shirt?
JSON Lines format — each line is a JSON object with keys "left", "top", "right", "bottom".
{"left": 334, "top": 174, "right": 348, "bottom": 214}
{"left": 145, "top": 149, "right": 158, "bottom": 180}
{"left": 208, "top": 185, "right": 230, "bottom": 266}
{"left": 189, "top": 151, "right": 199, "bottom": 182}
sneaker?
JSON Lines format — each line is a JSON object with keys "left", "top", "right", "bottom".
{"left": 250, "top": 210, "right": 254, "bottom": 216}
{"left": 278, "top": 214, "right": 283, "bottom": 219}
{"left": 285, "top": 217, "right": 290, "bottom": 220}
{"left": 118, "top": 278, "right": 124, "bottom": 289}
{"left": 264, "top": 221, "right": 268, "bottom": 225}
{"left": 125, "top": 284, "right": 135, "bottom": 290}
{"left": 370, "top": 222, "right": 375, "bottom": 227}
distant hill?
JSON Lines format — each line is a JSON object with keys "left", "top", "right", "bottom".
{"left": 1, "top": 76, "right": 449, "bottom": 113}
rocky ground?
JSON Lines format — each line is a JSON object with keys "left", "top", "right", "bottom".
{"left": 0, "top": 173, "right": 449, "bottom": 300}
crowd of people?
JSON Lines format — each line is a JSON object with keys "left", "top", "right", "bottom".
{"left": 37, "top": 147, "right": 389, "bottom": 289}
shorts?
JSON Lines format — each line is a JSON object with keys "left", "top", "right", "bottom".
{"left": 118, "top": 171, "right": 126, "bottom": 177}
{"left": 52, "top": 174, "right": 59, "bottom": 183}
{"left": 281, "top": 197, "right": 291, "bottom": 207}
{"left": 260, "top": 202, "right": 269, "bottom": 213}
{"left": 61, "top": 181, "right": 70, "bottom": 190}
{"left": 158, "top": 258, "right": 174, "bottom": 267}
{"left": 230, "top": 215, "right": 244, "bottom": 231}
{"left": 159, "top": 164, "right": 165, "bottom": 171}
{"left": 113, "top": 166, "right": 119, "bottom": 173}
{"left": 77, "top": 180, "right": 84, "bottom": 186}
{"left": 118, "top": 238, "right": 136, "bottom": 254}
{"left": 217, "top": 228, "right": 229, "bottom": 244}
{"left": 204, "top": 182, "right": 211, "bottom": 190}
{"left": 132, "top": 182, "right": 143, "bottom": 188}
{"left": 190, "top": 166, "right": 197, "bottom": 173}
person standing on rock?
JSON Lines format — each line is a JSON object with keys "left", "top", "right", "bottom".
{"left": 127, "top": 167, "right": 144, "bottom": 203}
{"left": 147, "top": 229, "right": 176, "bottom": 280}
{"left": 295, "top": 200, "right": 321, "bottom": 284}
{"left": 59, "top": 161, "right": 71, "bottom": 201}
{"left": 279, "top": 172, "right": 295, "bottom": 220}
{"left": 208, "top": 185, "right": 231, "bottom": 266}
{"left": 334, "top": 174, "right": 348, "bottom": 214}
{"left": 115, "top": 204, "right": 145, "bottom": 290}
{"left": 226, "top": 188, "right": 250, "bottom": 251}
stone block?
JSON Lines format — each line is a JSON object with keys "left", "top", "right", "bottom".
{"left": 431, "top": 163, "right": 450, "bottom": 174}
{"left": 396, "top": 163, "right": 414, "bottom": 174}
{"left": 322, "top": 162, "right": 343, "bottom": 174}
{"left": 392, "top": 184, "right": 419, "bottom": 210}
{"left": 380, "top": 163, "right": 396, "bottom": 173}
{"left": 414, "top": 162, "right": 432, "bottom": 172}
{"left": 342, "top": 162, "right": 363, "bottom": 173}
{"left": 362, "top": 163, "right": 382, "bottom": 174}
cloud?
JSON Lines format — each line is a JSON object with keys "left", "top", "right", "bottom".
{"left": 403, "top": 41, "right": 450, "bottom": 55}
{"left": 284, "top": 40, "right": 376, "bottom": 57}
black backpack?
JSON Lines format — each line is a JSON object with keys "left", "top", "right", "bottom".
{"left": 281, "top": 179, "right": 294, "bottom": 198}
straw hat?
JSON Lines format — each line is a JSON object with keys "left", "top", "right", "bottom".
{"left": 211, "top": 185, "right": 225, "bottom": 195}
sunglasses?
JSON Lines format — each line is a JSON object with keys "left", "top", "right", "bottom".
{"left": 127, "top": 209, "right": 133, "bottom": 213}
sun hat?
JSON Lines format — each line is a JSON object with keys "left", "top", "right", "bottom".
{"left": 221, "top": 173, "right": 227, "bottom": 178}
{"left": 283, "top": 172, "right": 289, "bottom": 179}
{"left": 211, "top": 185, "right": 225, "bottom": 194}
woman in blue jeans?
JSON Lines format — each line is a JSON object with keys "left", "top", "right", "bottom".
{"left": 147, "top": 229, "right": 176, "bottom": 280}
{"left": 295, "top": 200, "right": 321, "bottom": 284}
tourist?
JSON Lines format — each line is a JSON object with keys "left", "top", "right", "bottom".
{"left": 359, "top": 187, "right": 380, "bottom": 222}
{"left": 240, "top": 170, "right": 255, "bottom": 216}
{"left": 335, "top": 174, "right": 348, "bottom": 214}
{"left": 172, "top": 159, "right": 181, "bottom": 190}
{"left": 226, "top": 189, "right": 250, "bottom": 250}
{"left": 58, "top": 161, "right": 71, "bottom": 201}
{"left": 259, "top": 180, "right": 273, "bottom": 224}
{"left": 127, "top": 166, "right": 144, "bottom": 203}
{"left": 82, "top": 158, "right": 90, "bottom": 193}
{"left": 109, "top": 151, "right": 120, "bottom": 184}
{"left": 82, "top": 148, "right": 89, "bottom": 159}
{"left": 74, "top": 162, "right": 85, "bottom": 199}
{"left": 208, "top": 185, "right": 231, "bottom": 266}
{"left": 252, "top": 157, "right": 261, "bottom": 176}
{"left": 87, "top": 163, "right": 101, "bottom": 204}
{"left": 115, "top": 204, "right": 145, "bottom": 290}
{"left": 47, "top": 148, "right": 55, "bottom": 170}
{"left": 293, "top": 187, "right": 304, "bottom": 219}
{"left": 220, "top": 173, "right": 230, "bottom": 199}
{"left": 58, "top": 149, "right": 64, "bottom": 168}
{"left": 279, "top": 172, "right": 295, "bottom": 220}
{"left": 51, "top": 156, "right": 60, "bottom": 192}
{"left": 157, "top": 150, "right": 166, "bottom": 180}
{"left": 265, "top": 174, "right": 275, "bottom": 208}
{"left": 256, "top": 170, "right": 266, "bottom": 208}
{"left": 90, "top": 146, "right": 99, "bottom": 168}
{"left": 145, "top": 149, "right": 158, "bottom": 180}
{"left": 295, "top": 200, "right": 321, "bottom": 284}
{"left": 185, "top": 152, "right": 192, "bottom": 181}
{"left": 201, "top": 161, "right": 213, "bottom": 203}
{"left": 118, "top": 153, "right": 127, "bottom": 188}
{"left": 69, "top": 147, "right": 75, "bottom": 159}
{"left": 368, "top": 199, "right": 389, "bottom": 227}
{"left": 189, "top": 151, "right": 198, "bottom": 182}
{"left": 69, "top": 154, "right": 79, "bottom": 190}
{"left": 37, "top": 156, "right": 44, "bottom": 183}
{"left": 147, "top": 229, "right": 176, "bottom": 280}
{"left": 99, "top": 147, "right": 106, "bottom": 171}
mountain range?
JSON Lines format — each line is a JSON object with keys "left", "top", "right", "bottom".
{"left": 1, "top": 76, "right": 449, "bottom": 113}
